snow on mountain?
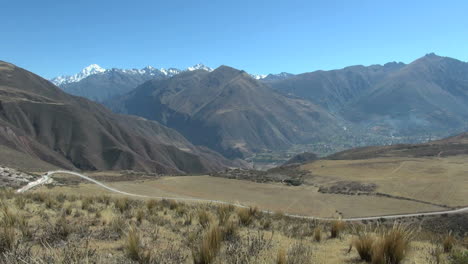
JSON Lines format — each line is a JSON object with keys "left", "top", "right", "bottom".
{"left": 250, "top": 74, "right": 267, "bottom": 80}
{"left": 51, "top": 64, "right": 214, "bottom": 86}
{"left": 51, "top": 63, "right": 281, "bottom": 86}
{"left": 51, "top": 64, "right": 106, "bottom": 86}
{"left": 187, "top": 63, "right": 213, "bottom": 72}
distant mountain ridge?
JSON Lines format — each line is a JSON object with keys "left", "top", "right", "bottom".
{"left": 51, "top": 63, "right": 213, "bottom": 86}
{"left": 266, "top": 54, "right": 468, "bottom": 139}
{"left": 107, "top": 66, "right": 347, "bottom": 158}
{"left": 51, "top": 63, "right": 293, "bottom": 102}
{"left": 0, "top": 61, "right": 234, "bottom": 173}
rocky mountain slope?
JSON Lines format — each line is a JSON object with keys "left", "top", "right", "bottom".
{"left": 108, "top": 66, "right": 347, "bottom": 158}
{"left": 266, "top": 54, "right": 468, "bottom": 138}
{"left": 0, "top": 61, "right": 232, "bottom": 174}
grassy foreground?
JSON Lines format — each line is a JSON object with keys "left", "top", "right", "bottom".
{"left": 0, "top": 188, "right": 466, "bottom": 264}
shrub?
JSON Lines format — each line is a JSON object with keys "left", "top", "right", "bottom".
{"left": 124, "top": 226, "right": 152, "bottom": 263}
{"left": 146, "top": 199, "right": 159, "bottom": 211}
{"left": 64, "top": 206, "right": 73, "bottom": 216}
{"left": 221, "top": 220, "right": 238, "bottom": 241}
{"left": 136, "top": 209, "right": 145, "bottom": 224}
{"left": 115, "top": 197, "right": 130, "bottom": 213}
{"left": 14, "top": 195, "right": 26, "bottom": 210}
{"left": 330, "top": 220, "right": 345, "bottom": 238}
{"left": 217, "top": 204, "right": 232, "bottom": 225}
{"left": 371, "top": 223, "right": 412, "bottom": 264}
{"left": 0, "top": 226, "right": 16, "bottom": 253}
{"left": 52, "top": 216, "right": 74, "bottom": 241}
{"left": 237, "top": 207, "right": 256, "bottom": 226}
{"left": 1, "top": 207, "right": 18, "bottom": 227}
{"left": 110, "top": 216, "right": 126, "bottom": 236}
{"left": 313, "top": 226, "right": 322, "bottom": 242}
{"left": 198, "top": 210, "right": 211, "bottom": 229}
{"left": 192, "top": 225, "right": 223, "bottom": 264}
{"left": 442, "top": 232, "right": 455, "bottom": 253}
{"left": 125, "top": 226, "right": 141, "bottom": 261}
{"left": 276, "top": 248, "right": 286, "bottom": 264}
{"left": 354, "top": 233, "right": 375, "bottom": 262}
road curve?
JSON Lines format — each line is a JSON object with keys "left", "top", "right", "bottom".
{"left": 17, "top": 170, "right": 468, "bottom": 222}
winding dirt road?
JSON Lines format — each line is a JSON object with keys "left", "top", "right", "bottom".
{"left": 17, "top": 170, "right": 468, "bottom": 222}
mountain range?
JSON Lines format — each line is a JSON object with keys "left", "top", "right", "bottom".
{"left": 52, "top": 64, "right": 292, "bottom": 102}
{"left": 267, "top": 53, "right": 468, "bottom": 138}
{"left": 106, "top": 66, "right": 346, "bottom": 158}
{"left": 0, "top": 61, "right": 235, "bottom": 173}
{"left": 43, "top": 53, "right": 468, "bottom": 161}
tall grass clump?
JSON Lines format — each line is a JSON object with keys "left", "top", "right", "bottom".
{"left": 198, "top": 210, "right": 211, "bottom": 229}
{"left": 115, "top": 197, "right": 132, "bottom": 214}
{"left": 192, "top": 225, "right": 223, "bottom": 264}
{"left": 125, "top": 226, "right": 151, "bottom": 263}
{"left": 354, "top": 233, "right": 375, "bottom": 262}
{"left": 237, "top": 207, "right": 257, "bottom": 226}
{"left": 442, "top": 231, "right": 455, "bottom": 253}
{"left": 216, "top": 204, "right": 233, "bottom": 225}
{"left": 0, "top": 226, "right": 16, "bottom": 253}
{"left": 371, "top": 223, "right": 413, "bottom": 264}
{"left": 276, "top": 248, "right": 286, "bottom": 264}
{"left": 313, "top": 226, "right": 322, "bottom": 242}
{"left": 330, "top": 220, "right": 346, "bottom": 238}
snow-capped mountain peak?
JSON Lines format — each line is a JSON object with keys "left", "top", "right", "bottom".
{"left": 187, "top": 63, "right": 213, "bottom": 72}
{"left": 82, "top": 64, "right": 106, "bottom": 75}
{"left": 51, "top": 64, "right": 106, "bottom": 86}
{"left": 250, "top": 74, "right": 267, "bottom": 80}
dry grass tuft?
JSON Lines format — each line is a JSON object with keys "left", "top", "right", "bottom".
{"left": 354, "top": 233, "right": 375, "bottom": 262}
{"left": 237, "top": 207, "right": 257, "bottom": 226}
{"left": 124, "top": 226, "right": 152, "bottom": 263}
{"left": 313, "top": 226, "right": 322, "bottom": 242}
{"left": 192, "top": 224, "right": 223, "bottom": 264}
{"left": 146, "top": 199, "right": 159, "bottom": 211}
{"left": 115, "top": 197, "right": 130, "bottom": 213}
{"left": 330, "top": 220, "right": 346, "bottom": 238}
{"left": 276, "top": 248, "right": 286, "bottom": 264}
{"left": 442, "top": 231, "right": 455, "bottom": 253}
{"left": 371, "top": 223, "right": 412, "bottom": 264}
{"left": 0, "top": 226, "right": 16, "bottom": 253}
{"left": 198, "top": 210, "right": 211, "bottom": 229}
{"left": 216, "top": 204, "right": 233, "bottom": 225}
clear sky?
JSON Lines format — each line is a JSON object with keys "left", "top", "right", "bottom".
{"left": 2, "top": 0, "right": 467, "bottom": 79}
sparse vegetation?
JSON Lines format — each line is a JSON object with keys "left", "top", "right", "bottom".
{"left": 0, "top": 188, "right": 464, "bottom": 263}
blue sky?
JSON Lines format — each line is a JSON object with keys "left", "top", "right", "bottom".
{"left": 2, "top": 0, "right": 467, "bottom": 79}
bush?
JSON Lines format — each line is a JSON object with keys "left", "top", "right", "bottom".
{"left": 1, "top": 207, "right": 18, "bottom": 227}
{"left": 313, "top": 226, "right": 322, "bottom": 242}
{"left": 146, "top": 199, "right": 159, "bottom": 211}
{"left": 0, "top": 226, "right": 16, "bottom": 253}
{"left": 237, "top": 207, "right": 256, "bottom": 226}
{"left": 354, "top": 233, "right": 375, "bottom": 262}
{"left": 192, "top": 225, "right": 223, "bottom": 264}
{"left": 371, "top": 223, "right": 412, "bottom": 264}
{"left": 198, "top": 210, "right": 211, "bottom": 229}
{"left": 115, "top": 197, "right": 130, "bottom": 213}
{"left": 217, "top": 204, "right": 233, "bottom": 225}
{"left": 276, "top": 248, "right": 286, "bottom": 264}
{"left": 443, "top": 232, "right": 455, "bottom": 253}
{"left": 330, "top": 220, "right": 345, "bottom": 238}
